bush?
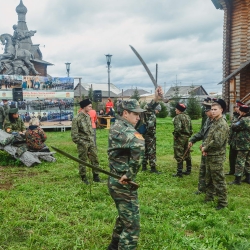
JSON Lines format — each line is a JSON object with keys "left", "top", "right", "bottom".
{"left": 156, "top": 102, "right": 168, "bottom": 118}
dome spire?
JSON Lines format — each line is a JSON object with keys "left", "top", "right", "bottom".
{"left": 16, "top": 0, "right": 27, "bottom": 22}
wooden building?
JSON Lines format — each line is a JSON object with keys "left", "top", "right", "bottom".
{"left": 211, "top": 0, "right": 250, "bottom": 113}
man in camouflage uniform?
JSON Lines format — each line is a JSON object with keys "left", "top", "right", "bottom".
{"left": 141, "top": 99, "right": 161, "bottom": 173}
{"left": 202, "top": 99, "right": 229, "bottom": 210}
{"left": 189, "top": 103, "right": 213, "bottom": 194}
{"left": 71, "top": 99, "right": 100, "bottom": 184}
{"left": 4, "top": 108, "right": 26, "bottom": 134}
{"left": 229, "top": 105, "right": 250, "bottom": 185}
{"left": 226, "top": 100, "right": 242, "bottom": 175}
{"left": 107, "top": 98, "right": 146, "bottom": 250}
{"left": 0, "top": 103, "right": 6, "bottom": 130}
{"left": 172, "top": 103, "right": 193, "bottom": 177}
{"left": 3, "top": 99, "right": 10, "bottom": 117}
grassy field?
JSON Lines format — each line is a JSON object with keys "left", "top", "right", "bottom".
{"left": 0, "top": 117, "right": 250, "bottom": 250}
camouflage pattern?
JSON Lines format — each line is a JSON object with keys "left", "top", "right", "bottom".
{"left": 231, "top": 113, "right": 250, "bottom": 176}
{"left": 4, "top": 116, "right": 26, "bottom": 133}
{"left": 108, "top": 116, "right": 145, "bottom": 249}
{"left": 189, "top": 117, "right": 213, "bottom": 192}
{"left": 3, "top": 103, "right": 10, "bottom": 117}
{"left": 231, "top": 113, "right": 250, "bottom": 150}
{"left": 173, "top": 113, "right": 193, "bottom": 162}
{"left": 228, "top": 112, "right": 240, "bottom": 174}
{"left": 71, "top": 112, "right": 99, "bottom": 177}
{"left": 203, "top": 117, "right": 229, "bottom": 207}
{"left": 234, "top": 150, "right": 250, "bottom": 176}
{"left": 141, "top": 100, "right": 160, "bottom": 168}
{"left": 205, "top": 156, "right": 228, "bottom": 207}
{"left": 0, "top": 106, "right": 5, "bottom": 129}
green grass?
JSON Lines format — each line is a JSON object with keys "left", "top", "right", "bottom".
{"left": 0, "top": 117, "right": 249, "bottom": 250}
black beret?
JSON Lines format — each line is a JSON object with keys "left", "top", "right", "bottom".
{"left": 79, "top": 99, "right": 92, "bottom": 108}
{"left": 239, "top": 105, "right": 250, "bottom": 113}
{"left": 213, "top": 99, "right": 226, "bottom": 113}
{"left": 176, "top": 103, "right": 186, "bottom": 112}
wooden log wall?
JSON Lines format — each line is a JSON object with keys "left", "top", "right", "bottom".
{"left": 219, "top": 0, "right": 250, "bottom": 106}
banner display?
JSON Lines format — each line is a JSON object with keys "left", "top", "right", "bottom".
{"left": 0, "top": 75, "right": 75, "bottom": 126}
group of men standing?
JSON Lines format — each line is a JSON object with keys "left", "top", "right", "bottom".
{"left": 70, "top": 90, "right": 250, "bottom": 249}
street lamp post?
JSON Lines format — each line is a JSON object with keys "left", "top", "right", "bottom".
{"left": 65, "top": 62, "right": 71, "bottom": 77}
{"left": 105, "top": 54, "right": 112, "bottom": 98}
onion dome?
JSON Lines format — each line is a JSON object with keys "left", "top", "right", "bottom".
{"left": 16, "top": 0, "right": 27, "bottom": 15}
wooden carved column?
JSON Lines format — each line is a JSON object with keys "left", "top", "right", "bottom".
{"left": 229, "top": 77, "right": 236, "bottom": 119}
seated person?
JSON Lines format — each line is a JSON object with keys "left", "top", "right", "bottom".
{"left": 98, "top": 109, "right": 107, "bottom": 125}
{"left": 99, "top": 109, "right": 105, "bottom": 116}
{"left": 25, "top": 118, "right": 48, "bottom": 151}
{"left": 4, "top": 108, "right": 26, "bottom": 136}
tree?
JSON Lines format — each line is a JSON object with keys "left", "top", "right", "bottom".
{"left": 156, "top": 102, "right": 168, "bottom": 118}
{"left": 169, "top": 84, "right": 181, "bottom": 117}
{"left": 130, "top": 88, "right": 140, "bottom": 101}
{"left": 186, "top": 85, "right": 201, "bottom": 120}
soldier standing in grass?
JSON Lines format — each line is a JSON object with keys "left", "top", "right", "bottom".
{"left": 226, "top": 100, "right": 242, "bottom": 175}
{"left": 141, "top": 99, "right": 162, "bottom": 174}
{"left": 0, "top": 103, "right": 6, "bottom": 130}
{"left": 71, "top": 99, "right": 101, "bottom": 184}
{"left": 107, "top": 99, "right": 146, "bottom": 250}
{"left": 229, "top": 105, "right": 250, "bottom": 185}
{"left": 202, "top": 99, "right": 229, "bottom": 210}
{"left": 189, "top": 101, "right": 213, "bottom": 194}
{"left": 172, "top": 103, "right": 193, "bottom": 177}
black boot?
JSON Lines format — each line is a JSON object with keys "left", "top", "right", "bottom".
{"left": 150, "top": 167, "right": 161, "bottom": 174}
{"left": 173, "top": 162, "right": 183, "bottom": 177}
{"left": 229, "top": 176, "right": 241, "bottom": 185}
{"left": 183, "top": 159, "right": 192, "bottom": 175}
{"left": 93, "top": 174, "right": 101, "bottom": 182}
{"left": 107, "top": 238, "right": 119, "bottom": 250}
{"left": 142, "top": 165, "right": 147, "bottom": 171}
{"left": 81, "top": 175, "right": 89, "bottom": 185}
{"left": 242, "top": 173, "right": 250, "bottom": 184}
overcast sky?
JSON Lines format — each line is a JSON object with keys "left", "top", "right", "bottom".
{"left": 1, "top": 0, "right": 224, "bottom": 94}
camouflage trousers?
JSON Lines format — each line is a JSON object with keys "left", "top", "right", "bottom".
{"left": 77, "top": 141, "right": 99, "bottom": 177}
{"left": 205, "top": 156, "right": 227, "bottom": 207}
{"left": 174, "top": 136, "right": 191, "bottom": 163}
{"left": 235, "top": 150, "right": 250, "bottom": 176}
{"left": 198, "top": 155, "right": 206, "bottom": 192}
{"left": 142, "top": 133, "right": 156, "bottom": 168}
{"left": 108, "top": 177, "right": 140, "bottom": 250}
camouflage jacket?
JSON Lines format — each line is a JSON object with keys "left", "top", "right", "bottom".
{"left": 228, "top": 112, "right": 240, "bottom": 147}
{"left": 231, "top": 113, "right": 250, "bottom": 150}
{"left": 3, "top": 104, "right": 10, "bottom": 117}
{"left": 135, "top": 100, "right": 159, "bottom": 134}
{"left": 4, "top": 117, "right": 26, "bottom": 133}
{"left": 25, "top": 125, "right": 47, "bottom": 150}
{"left": 143, "top": 100, "right": 159, "bottom": 135}
{"left": 108, "top": 116, "right": 145, "bottom": 182}
{"left": 189, "top": 117, "right": 213, "bottom": 144}
{"left": 173, "top": 113, "right": 193, "bottom": 138}
{"left": 71, "top": 112, "right": 94, "bottom": 144}
{"left": 203, "top": 116, "right": 229, "bottom": 156}
{"left": 0, "top": 106, "right": 5, "bottom": 122}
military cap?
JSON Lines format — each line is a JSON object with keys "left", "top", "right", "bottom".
{"left": 9, "top": 108, "right": 18, "bottom": 114}
{"left": 204, "top": 105, "right": 211, "bottom": 112}
{"left": 176, "top": 103, "right": 186, "bottom": 112}
{"left": 120, "top": 99, "right": 145, "bottom": 113}
{"left": 236, "top": 100, "right": 244, "bottom": 107}
{"left": 213, "top": 99, "right": 226, "bottom": 113}
{"left": 239, "top": 105, "right": 250, "bottom": 113}
{"left": 79, "top": 99, "right": 92, "bottom": 108}
{"left": 203, "top": 97, "right": 212, "bottom": 106}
